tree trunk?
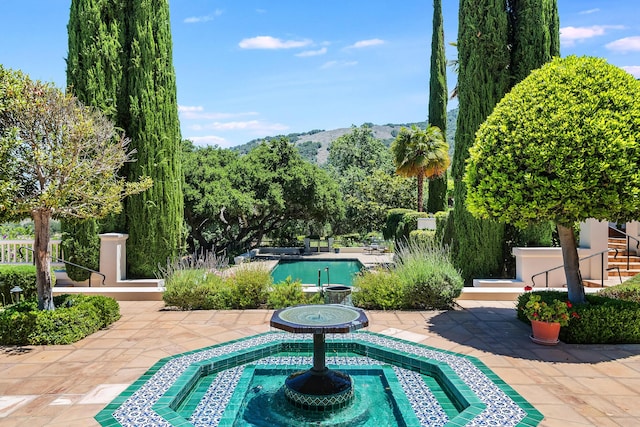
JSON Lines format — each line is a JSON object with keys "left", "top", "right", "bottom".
{"left": 33, "top": 209, "right": 55, "bottom": 310}
{"left": 417, "top": 171, "right": 424, "bottom": 212}
{"left": 557, "top": 223, "right": 586, "bottom": 305}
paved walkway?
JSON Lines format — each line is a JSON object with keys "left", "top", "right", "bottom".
{"left": 0, "top": 300, "right": 639, "bottom": 426}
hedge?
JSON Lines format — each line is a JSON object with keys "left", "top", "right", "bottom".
{"left": 0, "top": 265, "right": 57, "bottom": 304}
{"left": 0, "top": 294, "right": 120, "bottom": 345}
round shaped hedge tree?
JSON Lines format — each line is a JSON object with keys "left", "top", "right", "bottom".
{"left": 465, "top": 55, "right": 640, "bottom": 304}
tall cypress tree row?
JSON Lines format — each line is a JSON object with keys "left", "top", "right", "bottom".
{"left": 426, "top": 0, "right": 448, "bottom": 214}
{"left": 66, "top": 0, "right": 184, "bottom": 279}
{"left": 64, "top": 0, "right": 125, "bottom": 280}
{"left": 121, "top": 0, "right": 184, "bottom": 277}
{"left": 450, "top": 0, "right": 511, "bottom": 282}
{"left": 450, "top": 0, "right": 559, "bottom": 282}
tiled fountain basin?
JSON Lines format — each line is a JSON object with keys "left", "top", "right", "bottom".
{"left": 95, "top": 332, "right": 543, "bottom": 427}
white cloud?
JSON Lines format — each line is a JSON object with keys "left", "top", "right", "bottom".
{"left": 184, "top": 9, "right": 223, "bottom": 24}
{"left": 296, "top": 47, "right": 328, "bottom": 57}
{"left": 202, "top": 120, "right": 288, "bottom": 133}
{"left": 321, "top": 60, "right": 358, "bottom": 69}
{"left": 606, "top": 36, "right": 640, "bottom": 53}
{"left": 579, "top": 8, "right": 600, "bottom": 15}
{"left": 347, "top": 38, "right": 385, "bottom": 49}
{"left": 622, "top": 65, "right": 640, "bottom": 78}
{"left": 239, "top": 36, "right": 312, "bottom": 49}
{"left": 178, "top": 105, "right": 203, "bottom": 113}
{"left": 178, "top": 106, "right": 259, "bottom": 121}
{"left": 187, "top": 135, "right": 229, "bottom": 147}
{"left": 560, "top": 25, "right": 624, "bottom": 46}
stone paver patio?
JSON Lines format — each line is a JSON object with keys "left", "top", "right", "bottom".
{"left": 0, "top": 300, "right": 639, "bottom": 426}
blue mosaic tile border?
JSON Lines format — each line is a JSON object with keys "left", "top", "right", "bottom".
{"left": 190, "top": 356, "right": 448, "bottom": 427}
{"left": 95, "top": 331, "right": 543, "bottom": 427}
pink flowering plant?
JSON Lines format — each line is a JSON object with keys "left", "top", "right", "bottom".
{"left": 522, "top": 294, "right": 575, "bottom": 326}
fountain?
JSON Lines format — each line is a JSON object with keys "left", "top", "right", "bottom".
{"left": 97, "top": 306, "right": 544, "bottom": 426}
{"left": 270, "top": 304, "right": 368, "bottom": 410}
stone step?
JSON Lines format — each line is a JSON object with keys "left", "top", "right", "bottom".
{"left": 53, "top": 286, "right": 165, "bottom": 301}
{"left": 472, "top": 279, "right": 526, "bottom": 288}
{"left": 458, "top": 286, "right": 602, "bottom": 301}
{"left": 584, "top": 279, "right": 622, "bottom": 288}
{"left": 607, "top": 269, "right": 640, "bottom": 277}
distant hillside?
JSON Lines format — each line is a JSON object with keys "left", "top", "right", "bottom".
{"left": 232, "top": 108, "right": 458, "bottom": 164}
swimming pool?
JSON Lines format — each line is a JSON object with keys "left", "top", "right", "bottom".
{"left": 271, "top": 259, "right": 364, "bottom": 286}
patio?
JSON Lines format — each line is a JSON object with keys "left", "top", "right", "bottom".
{"left": 0, "top": 300, "right": 639, "bottom": 426}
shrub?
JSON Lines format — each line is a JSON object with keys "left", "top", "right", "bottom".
{"left": 598, "top": 277, "right": 640, "bottom": 303}
{"left": 516, "top": 291, "right": 640, "bottom": 344}
{"left": 162, "top": 269, "right": 230, "bottom": 310}
{"left": 268, "top": 278, "right": 308, "bottom": 309}
{"left": 0, "top": 294, "right": 120, "bottom": 345}
{"left": 394, "top": 241, "right": 463, "bottom": 309}
{"left": 352, "top": 269, "right": 404, "bottom": 310}
{"left": 434, "top": 210, "right": 449, "bottom": 245}
{"left": 227, "top": 264, "right": 271, "bottom": 309}
{"left": 0, "top": 265, "right": 39, "bottom": 303}
{"left": 409, "top": 229, "right": 436, "bottom": 246}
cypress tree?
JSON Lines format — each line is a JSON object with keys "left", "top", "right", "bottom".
{"left": 66, "top": 0, "right": 184, "bottom": 279}
{"left": 450, "top": 0, "right": 511, "bottom": 282}
{"left": 64, "top": 0, "right": 125, "bottom": 280}
{"left": 510, "top": 0, "right": 560, "bottom": 84}
{"left": 121, "top": 0, "right": 184, "bottom": 277}
{"left": 426, "top": 0, "right": 448, "bottom": 213}
{"left": 451, "top": 0, "right": 559, "bottom": 282}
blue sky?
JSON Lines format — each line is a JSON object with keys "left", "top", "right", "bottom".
{"left": 2, "top": 1, "right": 640, "bottom": 148}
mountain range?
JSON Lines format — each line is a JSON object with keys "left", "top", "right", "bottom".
{"left": 232, "top": 108, "right": 458, "bottom": 165}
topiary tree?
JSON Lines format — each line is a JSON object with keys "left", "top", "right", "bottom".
{"left": 465, "top": 56, "right": 640, "bottom": 304}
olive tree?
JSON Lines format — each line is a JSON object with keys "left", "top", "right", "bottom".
{"left": 465, "top": 56, "right": 640, "bottom": 304}
{"left": 0, "top": 67, "right": 151, "bottom": 310}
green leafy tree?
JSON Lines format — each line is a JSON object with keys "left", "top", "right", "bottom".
{"left": 183, "top": 139, "right": 343, "bottom": 254}
{"left": 391, "top": 125, "right": 450, "bottom": 212}
{"left": 426, "top": 0, "right": 448, "bottom": 213}
{"left": 327, "top": 126, "right": 393, "bottom": 174}
{"left": 64, "top": 0, "right": 125, "bottom": 280}
{"left": 465, "top": 56, "right": 640, "bottom": 304}
{"left": 341, "top": 169, "right": 415, "bottom": 235}
{"left": 326, "top": 126, "right": 405, "bottom": 234}
{"left": 0, "top": 67, "right": 151, "bottom": 310}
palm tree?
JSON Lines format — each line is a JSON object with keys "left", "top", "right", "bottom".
{"left": 391, "top": 125, "right": 450, "bottom": 212}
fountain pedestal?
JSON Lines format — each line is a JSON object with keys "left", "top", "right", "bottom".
{"left": 270, "top": 304, "right": 369, "bottom": 410}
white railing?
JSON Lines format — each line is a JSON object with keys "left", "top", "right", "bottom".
{"left": 0, "top": 240, "right": 63, "bottom": 264}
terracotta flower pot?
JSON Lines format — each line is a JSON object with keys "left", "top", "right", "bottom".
{"left": 530, "top": 320, "right": 560, "bottom": 345}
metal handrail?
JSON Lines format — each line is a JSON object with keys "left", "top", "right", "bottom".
{"left": 17, "top": 247, "right": 106, "bottom": 287}
{"left": 609, "top": 225, "right": 640, "bottom": 271}
{"left": 531, "top": 249, "right": 622, "bottom": 288}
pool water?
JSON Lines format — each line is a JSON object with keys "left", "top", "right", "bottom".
{"left": 221, "top": 367, "right": 414, "bottom": 426}
{"left": 271, "top": 260, "right": 364, "bottom": 286}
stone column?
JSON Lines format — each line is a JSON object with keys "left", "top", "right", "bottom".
{"left": 99, "top": 233, "right": 128, "bottom": 286}
{"left": 625, "top": 221, "right": 640, "bottom": 255}
{"left": 579, "top": 219, "right": 609, "bottom": 280}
